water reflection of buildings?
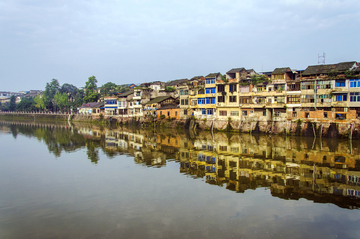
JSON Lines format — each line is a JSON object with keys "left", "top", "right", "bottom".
{"left": 30, "top": 122, "right": 358, "bottom": 209}
{"left": 2, "top": 121, "right": 360, "bottom": 208}
{"left": 104, "top": 129, "right": 181, "bottom": 167}
{"left": 178, "top": 133, "right": 360, "bottom": 209}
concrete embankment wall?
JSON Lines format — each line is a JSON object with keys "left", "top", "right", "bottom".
{"left": 0, "top": 113, "right": 68, "bottom": 122}
{"left": 0, "top": 113, "right": 99, "bottom": 122}
{"left": 194, "top": 119, "right": 359, "bottom": 139}
{"left": 104, "top": 115, "right": 359, "bottom": 138}
{"left": 2, "top": 113, "right": 359, "bottom": 138}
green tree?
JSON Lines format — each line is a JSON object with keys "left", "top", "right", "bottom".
{"left": 84, "top": 76, "right": 99, "bottom": 103}
{"left": 43, "top": 79, "right": 60, "bottom": 111}
{"left": 100, "top": 82, "right": 117, "bottom": 97}
{"left": 54, "top": 92, "right": 68, "bottom": 112}
{"left": 34, "top": 94, "right": 47, "bottom": 111}
{"left": 16, "top": 97, "right": 36, "bottom": 111}
{"left": 9, "top": 95, "right": 16, "bottom": 111}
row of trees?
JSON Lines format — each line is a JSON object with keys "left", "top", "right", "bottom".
{"left": 1, "top": 76, "right": 131, "bottom": 112}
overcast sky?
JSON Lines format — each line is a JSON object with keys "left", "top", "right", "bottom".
{"left": 1, "top": 0, "right": 359, "bottom": 91}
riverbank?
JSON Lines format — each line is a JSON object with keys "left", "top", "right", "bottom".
{"left": 1, "top": 112, "right": 359, "bottom": 138}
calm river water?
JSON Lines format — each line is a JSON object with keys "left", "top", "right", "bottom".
{"left": 1, "top": 121, "right": 360, "bottom": 239}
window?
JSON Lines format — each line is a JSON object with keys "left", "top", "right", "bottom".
{"left": 239, "top": 97, "right": 251, "bottom": 104}
{"left": 180, "top": 90, "right": 188, "bottom": 95}
{"left": 273, "top": 74, "right": 284, "bottom": 80}
{"left": 263, "top": 110, "right": 267, "bottom": 116}
{"left": 136, "top": 91, "right": 141, "bottom": 96}
{"left": 202, "top": 108, "right": 213, "bottom": 115}
{"left": 206, "top": 97, "right": 215, "bottom": 104}
{"left": 206, "top": 78, "right": 215, "bottom": 84}
{"left": 198, "top": 98, "right": 205, "bottom": 104}
{"left": 175, "top": 111, "right": 177, "bottom": 116}
{"left": 301, "top": 81, "right": 315, "bottom": 90}
{"left": 167, "top": 111, "right": 170, "bottom": 116}
{"left": 350, "top": 92, "right": 360, "bottom": 102}
{"left": 336, "top": 80, "right": 346, "bottom": 87}
{"left": 229, "top": 84, "right": 237, "bottom": 92}
{"left": 198, "top": 89, "right": 204, "bottom": 94}
{"left": 324, "top": 112, "right": 327, "bottom": 118}
{"left": 350, "top": 79, "right": 360, "bottom": 88}
{"left": 184, "top": 109, "right": 188, "bottom": 115}
{"left": 205, "top": 88, "right": 216, "bottom": 94}
{"left": 239, "top": 86, "right": 250, "bottom": 93}
{"left": 287, "top": 96, "right": 300, "bottom": 104}
{"left": 217, "top": 85, "right": 225, "bottom": 92}
{"left": 317, "top": 80, "right": 332, "bottom": 89}
{"left": 181, "top": 99, "right": 189, "bottom": 105}
{"left": 301, "top": 95, "right": 315, "bottom": 103}
{"left": 219, "top": 146, "right": 227, "bottom": 151}
{"left": 231, "top": 111, "right": 239, "bottom": 116}
{"left": 243, "top": 110, "right": 247, "bottom": 116}
{"left": 218, "top": 96, "right": 225, "bottom": 102}
{"left": 229, "top": 96, "right": 237, "bottom": 103}
{"left": 292, "top": 112, "right": 297, "bottom": 117}
{"left": 219, "top": 111, "right": 227, "bottom": 116}
{"left": 257, "top": 86, "right": 265, "bottom": 92}
{"left": 275, "top": 97, "right": 285, "bottom": 103}
{"left": 317, "top": 94, "right": 332, "bottom": 103}
{"left": 336, "top": 94, "right": 347, "bottom": 101}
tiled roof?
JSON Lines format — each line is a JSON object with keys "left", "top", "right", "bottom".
{"left": 81, "top": 102, "right": 103, "bottom": 108}
{"left": 226, "top": 68, "right": 245, "bottom": 74}
{"left": 118, "top": 90, "right": 134, "bottom": 97}
{"left": 302, "top": 62, "right": 357, "bottom": 76}
{"left": 144, "top": 96, "right": 173, "bottom": 105}
{"left": 272, "top": 67, "right": 291, "bottom": 74}
{"left": 165, "top": 79, "right": 188, "bottom": 87}
{"left": 157, "top": 104, "right": 179, "bottom": 110}
{"left": 205, "top": 72, "right": 221, "bottom": 78}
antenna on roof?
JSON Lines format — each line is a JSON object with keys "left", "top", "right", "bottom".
{"left": 318, "top": 53, "right": 325, "bottom": 65}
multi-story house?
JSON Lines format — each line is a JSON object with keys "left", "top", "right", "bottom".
{"left": 267, "top": 67, "right": 294, "bottom": 120}
{"left": 191, "top": 73, "right": 221, "bottom": 120}
{"left": 215, "top": 68, "right": 243, "bottom": 121}
{"left": 143, "top": 96, "right": 177, "bottom": 118}
{"left": 286, "top": 70, "right": 302, "bottom": 118}
{"left": 117, "top": 91, "right": 133, "bottom": 118}
{"left": 104, "top": 96, "right": 118, "bottom": 116}
{"left": 178, "top": 83, "right": 190, "bottom": 119}
{"left": 300, "top": 61, "right": 358, "bottom": 120}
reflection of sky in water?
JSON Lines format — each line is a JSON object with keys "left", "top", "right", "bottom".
{"left": 0, "top": 126, "right": 360, "bottom": 238}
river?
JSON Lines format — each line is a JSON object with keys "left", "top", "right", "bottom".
{"left": 0, "top": 121, "right": 360, "bottom": 239}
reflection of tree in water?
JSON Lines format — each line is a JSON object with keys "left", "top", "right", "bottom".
{"left": 85, "top": 139, "right": 100, "bottom": 164}
{"left": 10, "top": 125, "right": 18, "bottom": 139}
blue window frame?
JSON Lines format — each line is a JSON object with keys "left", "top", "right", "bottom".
{"left": 202, "top": 108, "right": 214, "bottom": 115}
{"left": 350, "top": 92, "right": 360, "bottom": 102}
{"left": 206, "top": 97, "right": 215, "bottom": 104}
{"left": 336, "top": 80, "right": 346, "bottom": 87}
{"left": 336, "top": 94, "right": 347, "bottom": 101}
{"left": 229, "top": 84, "right": 237, "bottom": 92}
{"left": 198, "top": 98, "right": 205, "bottom": 104}
{"left": 350, "top": 79, "right": 360, "bottom": 88}
{"left": 206, "top": 78, "right": 215, "bottom": 84}
{"left": 205, "top": 87, "right": 216, "bottom": 94}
